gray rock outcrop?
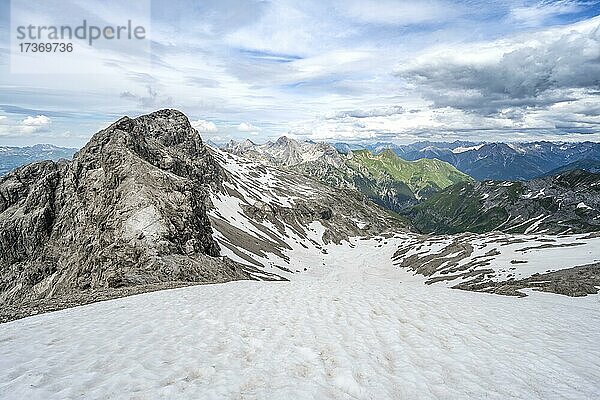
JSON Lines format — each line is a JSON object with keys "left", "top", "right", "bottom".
{"left": 0, "top": 109, "right": 251, "bottom": 309}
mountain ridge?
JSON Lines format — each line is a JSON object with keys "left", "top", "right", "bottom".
{"left": 539, "top": 159, "right": 600, "bottom": 177}
{"left": 408, "top": 169, "right": 600, "bottom": 234}
{"left": 224, "top": 136, "right": 471, "bottom": 211}
{"left": 354, "top": 140, "right": 600, "bottom": 181}
{"left": 0, "top": 144, "right": 77, "bottom": 176}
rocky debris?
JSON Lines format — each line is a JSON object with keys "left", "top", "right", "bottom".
{"left": 454, "top": 263, "right": 600, "bottom": 298}
{"left": 0, "top": 109, "right": 255, "bottom": 312}
{"left": 392, "top": 232, "right": 600, "bottom": 297}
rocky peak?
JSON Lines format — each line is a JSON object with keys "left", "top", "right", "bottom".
{"left": 0, "top": 109, "right": 249, "bottom": 311}
{"left": 75, "top": 109, "right": 222, "bottom": 186}
{"left": 224, "top": 135, "right": 346, "bottom": 169}
{"left": 224, "top": 139, "right": 256, "bottom": 154}
{"left": 275, "top": 136, "right": 293, "bottom": 146}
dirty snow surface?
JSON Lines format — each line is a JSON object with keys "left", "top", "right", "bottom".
{"left": 1, "top": 238, "right": 599, "bottom": 400}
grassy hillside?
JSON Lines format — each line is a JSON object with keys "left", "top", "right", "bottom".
{"left": 347, "top": 149, "right": 472, "bottom": 198}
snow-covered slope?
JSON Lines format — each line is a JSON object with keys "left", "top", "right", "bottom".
{"left": 3, "top": 138, "right": 600, "bottom": 400}
{"left": 394, "top": 231, "right": 600, "bottom": 296}
{"left": 207, "top": 147, "right": 600, "bottom": 297}
{"left": 207, "top": 148, "right": 408, "bottom": 279}
{"left": 1, "top": 236, "right": 599, "bottom": 399}
{"left": 3, "top": 154, "right": 600, "bottom": 398}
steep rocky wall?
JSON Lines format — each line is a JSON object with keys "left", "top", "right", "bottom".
{"left": 0, "top": 110, "right": 250, "bottom": 306}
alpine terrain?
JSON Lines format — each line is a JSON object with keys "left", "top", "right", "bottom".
{"left": 0, "top": 110, "right": 406, "bottom": 321}
{"left": 409, "top": 169, "right": 600, "bottom": 234}
{"left": 1, "top": 110, "right": 599, "bottom": 400}
{"left": 360, "top": 141, "right": 600, "bottom": 180}
{"left": 224, "top": 137, "right": 471, "bottom": 211}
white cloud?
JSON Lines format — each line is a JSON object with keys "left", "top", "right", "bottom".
{"left": 326, "top": 105, "right": 404, "bottom": 119}
{"left": 22, "top": 115, "right": 52, "bottom": 127}
{"left": 19, "top": 115, "right": 52, "bottom": 134}
{"left": 192, "top": 119, "right": 218, "bottom": 132}
{"left": 394, "top": 16, "right": 600, "bottom": 119}
{"left": 509, "top": 0, "right": 584, "bottom": 27}
{"left": 0, "top": 115, "right": 53, "bottom": 137}
{"left": 237, "top": 122, "right": 261, "bottom": 133}
{"left": 0, "top": 117, "right": 10, "bottom": 136}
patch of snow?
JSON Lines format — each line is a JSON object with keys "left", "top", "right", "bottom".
{"left": 398, "top": 232, "right": 600, "bottom": 283}
{"left": 452, "top": 144, "right": 484, "bottom": 153}
{"left": 577, "top": 202, "right": 592, "bottom": 210}
{"left": 507, "top": 143, "right": 527, "bottom": 154}
{"left": 524, "top": 215, "right": 551, "bottom": 234}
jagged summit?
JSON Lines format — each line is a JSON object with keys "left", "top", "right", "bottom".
{"left": 0, "top": 109, "right": 248, "bottom": 314}
{"left": 77, "top": 109, "right": 222, "bottom": 185}
{"left": 83, "top": 109, "right": 206, "bottom": 158}
{"left": 275, "top": 135, "right": 293, "bottom": 145}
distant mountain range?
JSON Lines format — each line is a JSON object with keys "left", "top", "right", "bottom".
{"left": 335, "top": 141, "right": 600, "bottom": 181}
{"left": 409, "top": 169, "right": 600, "bottom": 234}
{"left": 0, "top": 144, "right": 77, "bottom": 176}
{"left": 224, "top": 137, "right": 470, "bottom": 211}
{"left": 538, "top": 159, "right": 600, "bottom": 178}
{"left": 4, "top": 140, "right": 599, "bottom": 184}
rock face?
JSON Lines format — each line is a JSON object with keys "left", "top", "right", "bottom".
{"left": 0, "top": 110, "right": 251, "bottom": 307}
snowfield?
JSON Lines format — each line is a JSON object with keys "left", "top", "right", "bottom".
{"left": 1, "top": 238, "right": 600, "bottom": 399}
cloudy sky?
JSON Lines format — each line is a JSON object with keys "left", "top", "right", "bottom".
{"left": 0, "top": 0, "right": 599, "bottom": 147}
